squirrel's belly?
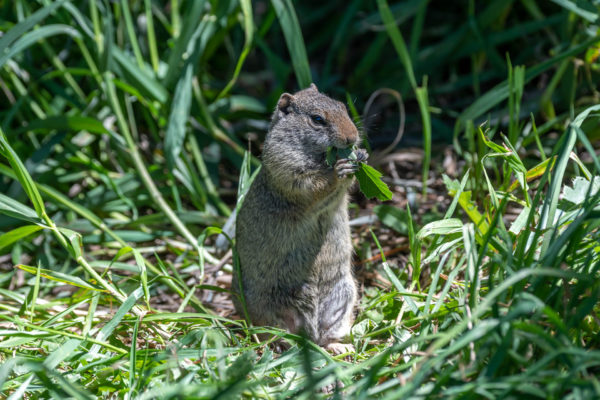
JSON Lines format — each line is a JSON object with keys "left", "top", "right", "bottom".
{"left": 234, "top": 172, "right": 355, "bottom": 335}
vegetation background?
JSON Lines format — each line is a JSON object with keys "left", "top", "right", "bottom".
{"left": 0, "top": 0, "right": 599, "bottom": 398}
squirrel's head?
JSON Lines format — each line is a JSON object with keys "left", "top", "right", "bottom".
{"left": 270, "top": 83, "right": 359, "bottom": 150}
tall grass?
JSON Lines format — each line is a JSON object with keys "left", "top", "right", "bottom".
{"left": 0, "top": 0, "right": 599, "bottom": 398}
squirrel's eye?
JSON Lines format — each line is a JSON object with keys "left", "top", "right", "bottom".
{"left": 311, "top": 115, "right": 326, "bottom": 125}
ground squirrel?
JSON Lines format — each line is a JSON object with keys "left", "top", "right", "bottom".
{"left": 233, "top": 83, "right": 367, "bottom": 353}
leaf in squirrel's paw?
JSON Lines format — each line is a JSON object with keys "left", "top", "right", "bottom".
{"left": 337, "top": 147, "right": 355, "bottom": 161}
{"left": 326, "top": 146, "right": 357, "bottom": 166}
{"left": 326, "top": 146, "right": 337, "bottom": 166}
{"left": 326, "top": 146, "right": 391, "bottom": 201}
{"left": 355, "top": 163, "right": 393, "bottom": 201}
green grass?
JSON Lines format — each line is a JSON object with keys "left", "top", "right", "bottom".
{"left": 1, "top": 0, "right": 600, "bottom": 398}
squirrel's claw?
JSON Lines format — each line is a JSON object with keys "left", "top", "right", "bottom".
{"left": 335, "top": 158, "right": 358, "bottom": 178}
{"left": 355, "top": 148, "right": 369, "bottom": 163}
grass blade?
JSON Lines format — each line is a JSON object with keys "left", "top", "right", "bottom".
{"left": 0, "top": 193, "right": 44, "bottom": 225}
{"left": 0, "top": 0, "right": 66, "bottom": 52}
{"left": 143, "top": 0, "right": 159, "bottom": 72}
{"left": 0, "top": 129, "right": 46, "bottom": 219}
{"left": 89, "top": 287, "right": 144, "bottom": 357}
{"left": 377, "top": 0, "right": 431, "bottom": 194}
{"left": 0, "top": 225, "right": 44, "bottom": 251}
{"left": 120, "top": 0, "right": 144, "bottom": 69}
{"left": 217, "top": 0, "right": 254, "bottom": 99}
{"left": 551, "top": 0, "right": 598, "bottom": 22}
{"left": 165, "top": 62, "right": 194, "bottom": 167}
{"left": 163, "top": 0, "right": 207, "bottom": 88}
{"left": 0, "top": 24, "right": 81, "bottom": 70}
{"left": 271, "top": 0, "right": 312, "bottom": 87}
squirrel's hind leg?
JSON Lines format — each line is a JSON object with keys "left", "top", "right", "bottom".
{"left": 318, "top": 275, "right": 357, "bottom": 347}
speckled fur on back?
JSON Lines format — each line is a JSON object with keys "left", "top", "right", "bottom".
{"left": 233, "top": 84, "right": 361, "bottom": 347}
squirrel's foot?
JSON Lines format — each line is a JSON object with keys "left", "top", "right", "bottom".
{"left": 271, "top": 338, "right": 291, "bottom": 354}
{"left": 325, "top": 342, "right": 355, "bottom": 357}
{"left": 335, "top": 158, "right": 358, "bottom": 178}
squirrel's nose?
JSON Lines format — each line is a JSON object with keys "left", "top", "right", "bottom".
{"left": 345, "top": 134, "right": 358, "bottom": 146}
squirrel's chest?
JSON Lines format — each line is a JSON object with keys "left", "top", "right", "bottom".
{"left": 300, "top": 205, "right": 345, "bottom": 237}
{"left": 292, "top": 207, "right": 351, "bottom": 256}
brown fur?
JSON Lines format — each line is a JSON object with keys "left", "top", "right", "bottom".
{"left": 233, "top": 84, "right": 364, "bottom": 348}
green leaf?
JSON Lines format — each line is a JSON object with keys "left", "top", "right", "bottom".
{"left": 133, "top": 249, "right": 150, "bottom": 308}
{"left": 112, "top": 47, "right": 168, "bottom": 104}
{"left": 539, "top": 126, "right": 578, "bottom": 254}
{"left": 509, "top": 206, "right": 532, "bottom": 235}
{"left": 163, "top": 0, "right": 207, "bottom": 88}
{"left": 326, "top": 146, "right": 337, "bottom": 167}
{"left": 479, "top": 127, "right": 508, "bottom": 154}
{"left": 15, "top": 264, "right": 107, "bottom": 292}
{"left": 326, "top": 146, "right": 355, "bottom": 166}
{"left": 326, "top": 146, "right": 357, "bottom": 166}
{"left": 20, "top": 116, "right": 108, "bottom": 134}
{"left": 417, "top": 218, "right": 464, "bottom": 240}
{"left": 0, "top": 128, "right": 47, "bottom": 218}
{"left": 376, "top": 0, "right": 416, "bottom": 88}
{"left": 165, "top": 61, "right": 194, "bottom": 168}
{"left": 225, "top": 351, "right": 256, "bottom": 383}
{"left": 550, "top": 0, "right": 598, "bottom": 22}
{"left": 5, "top": 375, "right": 34, "bottom": 399}
{"left": 506, "top": 156, "right": 556, "bottom": 193}
{"left": 355, "top": 163, "right": 393, "bottom": 201}
{"left": 0, "top": 0, "right": 66, "bottom": 54}
{"left": 109, "top": 246, "right": 150, "bottom": 308}
{"left": 0, "top": 225, "right": 44, "bottom": 252}
{"left": 43, "top": 339, "right": 83, "bottom": 370}
{"left": 216, "top": 0, "right": 254, "bottom": 99}
{"left": 374, "top": 205, "right": 408, "bottom": 234}
{"left": 325, "top": 147, "right": 391, "bottom": 201}
{"left": 129, "top": 317, "right": 139, "bottom": 391}
{"left": 562, "top": 176, "right": 600, "bottom": 206}
{"left": 58, "top": 228, "right": 84, "bottom": 259}
{"left": 346, "top": 149, "right": 358, "bottom": 161}
{"left": 446, "top": 179, "right": 490, "bottom": 237}
{"left": 416, "top": 87, "right": 432, "bottom": 196}
{"left": 0, "top": 25, "right": 82, "bottom": 70}
{"left": 89, "top": 286, "right": 144, "bottom": 357}
{"left": 139, "top": 312, "right": 235, "bottom": 324}
{"left": 0, "top": 193, "right": 44, "bottom": 225}
{"left": 382, "top": 263, "right": 419, "bottom": 315}
{"left": 165, "top": 9, "right": 216, "bottom": 168}
{"left": 236, "top": 151, "right": 261, "bottom": 214}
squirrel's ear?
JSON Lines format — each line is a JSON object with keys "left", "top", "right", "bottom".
{"left": 277, "top": 93, "right": 294, "bottom": 114}
{"left": 309, "top": 83, "right": 318, "bottom": 91}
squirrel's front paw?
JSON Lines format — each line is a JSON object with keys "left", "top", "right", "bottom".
{"left": 335, "top": 158, "right": 358, "bottom": 179}
{"left": 355, "top": 148, "right": 369, "bottom": 163}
